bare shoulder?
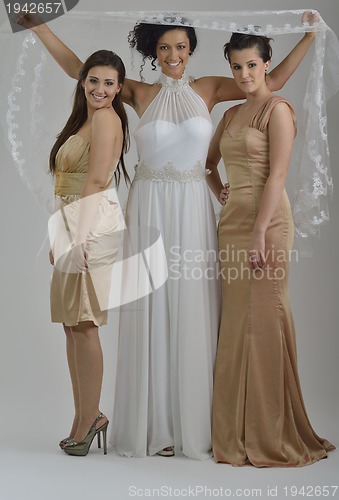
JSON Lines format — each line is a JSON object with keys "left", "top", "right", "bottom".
{"left": 192, "top": 75, "right": 221, "bottom": 92}
{"left": 189, "top": 76, "right": 220, "bottom": 109}
{"left": 92, "top": 108, "right": 122, "bottom": 136}
{"left": 93, "top": 107, "right": 120, "bottom": 123}
{"left": 270, "top": 100, "right": 294, "bottom": 120}
{"left": 125, "top": 78, "right": 160, "bottom": 111}
{"left": 193, "top": 75, "right": 244, "bottom": 108}
{"left": 128, "top": 78, "right": 154, "bottom": 94}
{"left": 269, "top": 99, "right": 296, "bottom": 136}
{"left": 194, "top": 75, "right": 232, "bottom": 86}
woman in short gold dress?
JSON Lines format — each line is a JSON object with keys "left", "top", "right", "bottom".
{"left": 49, "top": 50, "right": 129, "bottom": 456}
{"left": 206, "top": 33, "right": 334, "bottom": 467}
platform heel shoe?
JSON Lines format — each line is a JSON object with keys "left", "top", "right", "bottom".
{"left": 59, "top": 436, "right": 72, "bottom": 449}
{"left": 63, "top": 413, "right": 109, "bottom": 456}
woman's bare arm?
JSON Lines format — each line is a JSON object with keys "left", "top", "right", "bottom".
{"left": 16, "top": 13, "right": 146, "bottom": 109}
{"left": 267, "top": 11, "right": 319, "bottom": 91}
{"left": 74, "top": 108, "right": 118, "bottom": 247}
{"left": 198, "top": 11, "right": 319, "bottom": 110}
{"left": 248, "top": 102, "right": 295, "bottom": 269}
{"left": 206, "top": 115, "right": 227, "bottom": 203}
{"left": 267, "top": 33, "right": 316, "bottom": 91}
{"left": 18, "top": 14, "right": 83, "bottom": 78}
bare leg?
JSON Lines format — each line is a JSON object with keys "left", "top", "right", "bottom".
{"left": 64, "top": 324, "right": 80, "bottom": 438}
{"left": 71, "top": 321, "right": 106, "bottom": 443}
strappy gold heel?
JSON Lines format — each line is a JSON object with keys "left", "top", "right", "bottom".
{"left": 59, "top": 432, "right": 102, "bottom": 450}
{"left": 63, "top": 413, "right": 108, "bottom": 456}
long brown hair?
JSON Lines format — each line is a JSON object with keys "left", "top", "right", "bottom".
{"left": 49, "top": 50, "right": 130, "bottom": 185}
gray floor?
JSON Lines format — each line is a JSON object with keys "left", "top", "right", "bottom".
{"left": 0, "top": 429, "right": 337, "bottom": 500}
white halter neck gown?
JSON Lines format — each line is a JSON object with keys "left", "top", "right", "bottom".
{"left": 112, "top": 72, "right": 220, "bottom": 459}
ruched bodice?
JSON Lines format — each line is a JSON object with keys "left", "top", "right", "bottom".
{"left": 56, "top": 134, "right": 90, "bottom": 173}
{"left": 54, "top": 134, "right": 117, "bottom": 198}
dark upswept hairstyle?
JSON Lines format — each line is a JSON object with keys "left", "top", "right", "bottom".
{"left": 128, "top": 18, "right": 198, "bottom": 80}
{"left": 50, "top": 50, "right": 130, "bottom": 186}
{"left": 224, "top": 32, "right": 273, "bottom": 64}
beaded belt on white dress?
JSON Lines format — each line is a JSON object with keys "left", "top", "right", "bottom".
{"left": 134, "top": 161, "right": 211, "bottom": 183}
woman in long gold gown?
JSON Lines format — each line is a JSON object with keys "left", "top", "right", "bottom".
{"left": 206, "top": 32, "right": 335, "bottom": 467}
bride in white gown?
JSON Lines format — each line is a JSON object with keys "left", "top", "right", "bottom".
{"left": 114, "top": 69, "right": 220, "bottom": 459}
{"left": 19, "top": 13, "right": 317, "bottom": 459}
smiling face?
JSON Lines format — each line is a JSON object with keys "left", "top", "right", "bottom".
{"left": 156, "top": 29, "right": 191, "bottom": 79}
{"left": 229, "top": 47, "right": 270, "bottom": 95}
{"left": 83, "top": 65, "right": 121, "bottom": 111}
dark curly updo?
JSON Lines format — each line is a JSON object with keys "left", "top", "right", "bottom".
{"left": 128, "top": 19, "right": 198, "bottom": 80}
{"left": 224, "top": 32, "right": 273, "bottom": 64}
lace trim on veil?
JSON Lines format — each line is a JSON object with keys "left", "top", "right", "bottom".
{"left": 0, "top": 10, "right": 338, "bottom": 252}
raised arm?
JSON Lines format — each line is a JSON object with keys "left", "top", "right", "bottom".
{"left": 248, "top": 102, "right": 295, "bottom": 269}
{"left": 17, "top": 13, "right": 83, "bottom": 78}
{"left": 17, "top": 13, "right": 143, "bottom": 109}
{"left": 200, "top": 11, "right": 318, "bottom": 110}
{"left": 267, "top": 11, "right": 319, "bottom": 91}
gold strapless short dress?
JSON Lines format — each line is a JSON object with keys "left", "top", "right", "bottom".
{"left": 50, "top": 135, "right": 120, "bottom": 327}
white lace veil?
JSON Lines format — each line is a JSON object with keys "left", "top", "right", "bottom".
{"left": 0, "top": 10, "right": 338, "bottom": 251}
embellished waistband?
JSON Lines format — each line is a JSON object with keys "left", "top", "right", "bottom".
{"left": 133, "top": 161, "right": 211, "bottom": 183}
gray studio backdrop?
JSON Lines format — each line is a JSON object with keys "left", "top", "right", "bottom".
{"left": 0, "top": 0, "right": 337, "bottom": 499}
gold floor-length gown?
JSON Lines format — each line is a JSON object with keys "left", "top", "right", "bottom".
{"left": 212, "top": 96, "right": 334, "bottom": 467}
{"left": 50, "top": 134, "right": 120, "bottom": 327}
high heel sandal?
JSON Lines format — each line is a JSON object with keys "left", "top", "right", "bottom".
{"left": 156, "top": 446, "right": 174, "bottom": 457}
{"left": 63, "top": 413, "right": 109, "bottom": 456}
{"left": 59, "top": 433, "right": 102, "bottom": 450}
{"left": 59, "top": 436, "right": 72, "bottom": 449}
